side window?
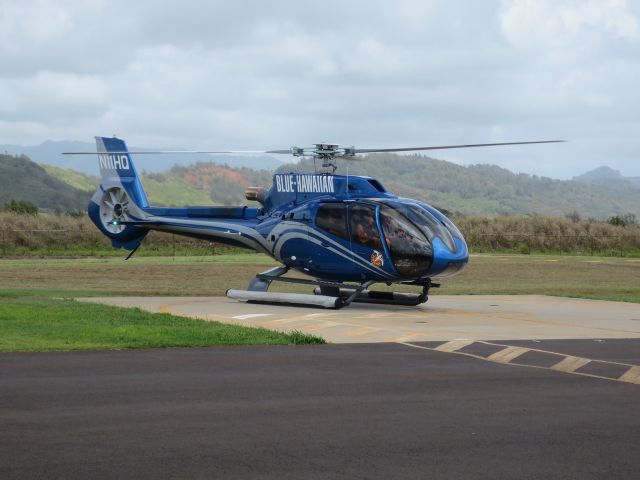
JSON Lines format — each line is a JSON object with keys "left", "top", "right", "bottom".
{"left": 348, "top": 204, "right": 382, "bottom": 249}
{"left": 316, "top": 203, "right": 348, "bottom": 240}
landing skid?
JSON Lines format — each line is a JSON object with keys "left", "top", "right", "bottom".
{"left": 226, "top": 266, "right": 438, "bottom": 309}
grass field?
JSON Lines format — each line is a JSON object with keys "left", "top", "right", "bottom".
{"left": 1, "top": 253, "right": 637, "bottom": 352}
{"left": 0, "top": 253, "right": 638, "bottom": 302}
{"left": 0, "top": 297, "right": 324, "bottom": 352}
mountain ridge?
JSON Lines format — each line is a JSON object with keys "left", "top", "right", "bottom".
{"left": 2, "top": 152, "right": 638, "bottom": 218}
{"left": 573, "top": 165, "right": 640, "bottom": 188}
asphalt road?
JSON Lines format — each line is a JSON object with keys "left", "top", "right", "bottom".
{"left": 2, "top": 340, "right": 639, "bottom": 479}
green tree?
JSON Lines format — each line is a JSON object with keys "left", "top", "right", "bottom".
{"left": 2, "top": 199, "right": 38, "bottom": 215}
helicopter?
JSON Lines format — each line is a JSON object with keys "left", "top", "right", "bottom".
{"left": 65, "top": 137, "right": 562, "bottom": 309}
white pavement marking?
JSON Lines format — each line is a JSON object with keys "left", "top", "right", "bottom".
{"left": 232, "top": 313, "right": 273, "bottom": 320}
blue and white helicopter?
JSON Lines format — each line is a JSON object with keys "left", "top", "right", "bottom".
{"left": 66, "top": 137, "right": 561, "bottom": 308}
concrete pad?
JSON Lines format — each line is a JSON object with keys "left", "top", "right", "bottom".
{"left": 79, "top": 295, "right": 640, "bottom": 343}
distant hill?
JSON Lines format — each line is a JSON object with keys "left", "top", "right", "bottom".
{"left": 0, "top": 140, "right": 287, "bottom": 174}
{"left": 7, "top": 150, "right": 640, "bottom": 218}
{"left": 573, "top": 166, "right": 640, "bottom": 188}
{"left": 0, "top": 154, "right": 90, "bottom": 212}
{"left": 41, "top": 161, "right": 272, "bottom": 207}
{"left": 276, "top": 155, "right": 640, "bottom": 218}
{"left": 146, "top": 163, "right": 273, "bottom": 206}
{"left": 40, "top": 164, "right": 99, "bottom": 192}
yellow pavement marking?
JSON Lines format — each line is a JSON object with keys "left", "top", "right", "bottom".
{"left": 299, "top": 321, "right": 342, "bottom": 332}
{"left": 344, "top": 326, "right": 382, "bottom": 337}
{"left": 392, "top": 332, "right": 425, "bottom": 343}
{"left": 619, "top": 366, "right": 640, "bottom": 384}
{"left": 487, "top": 346, "right": 529, "bottom": 364}
{"left": 262, "top": 317, "right": 310, "bottom": 327}
{"left": 347, "top": 311, "right": 418, "bottom": 321}
{"left": 400, "top": 340, "right": 640, "bottom": 386}
{"left": 157, "top": 299, "right": 216, "bottom": 314}
{"left": 586, "top": 260, "right": 604, "bottom": 263}
{"left": 624, "top": 259, "right": 640, "bottom": 262}
{"left": 543, "top": 259, "right": 558, "bottom": 262}
{"left": 204, "top": 314, "right": 232, "bottom": 322}
{"left": 434, "top": 339, "right": 474, "bottom": 352}
{"left": 551, "top": 356, "right": 591, "bottom": 373}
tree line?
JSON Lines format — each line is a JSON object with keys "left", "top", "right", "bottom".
{"left": 1, "top": 210, "right": 638, "bottom": 257}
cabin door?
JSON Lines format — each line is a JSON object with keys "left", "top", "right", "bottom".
{"left": 345, "top": 203, "right": 385, "bottom": 277}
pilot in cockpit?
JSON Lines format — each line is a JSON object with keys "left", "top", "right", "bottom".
{"left": 354, "top": 215, "right": 382, "bottom": 249}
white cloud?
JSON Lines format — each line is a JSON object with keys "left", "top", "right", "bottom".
{"left": 0, "top": 0, "right": 74, "bottom": 52}
{"left": 0, "top": 0, "right": 638, "bottom": 177}
{"left": 500, "top": 0, "right": 639, "bottom": 48}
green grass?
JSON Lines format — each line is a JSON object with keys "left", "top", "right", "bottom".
{"left": 0, "top": 253, "right": 638, "bottom": 303}
{"left": 0, "top": 297, "right": 324, "bottom": 352}
{"left": 41, "top": 164, "right": 98, "bottom": 192}
{"left": 433, "top": 254, "right": 640, "bottom": 303}
{"left": 0, "top": 253, "right": 637, "bottom": 352}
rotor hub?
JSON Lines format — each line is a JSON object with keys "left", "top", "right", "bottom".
{"left": 289, "top": 143, "right": 357, "bottom": 173}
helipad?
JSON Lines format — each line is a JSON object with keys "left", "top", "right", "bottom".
{"left": 80, "top": 295, "right": 640, "bottom": 343}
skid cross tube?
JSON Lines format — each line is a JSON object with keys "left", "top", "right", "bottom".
{"left": 313, "top": 279, "right": 438, "bottom": 307}
{"left": 229, "top": 266, "right": 439, "bottom": 309}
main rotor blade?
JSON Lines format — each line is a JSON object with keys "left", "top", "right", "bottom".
{"left": 62, "top": 140, "right": 565, "bottom": 156}
{"left": 352, "top": 140, "right": 565, "bottom": 154}
{"left": 62, "top": 150, "right": 283, "bottom": 155}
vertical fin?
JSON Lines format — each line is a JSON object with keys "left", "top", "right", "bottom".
{"left": 95, "top": 136, "right": 149, "bottom": 208}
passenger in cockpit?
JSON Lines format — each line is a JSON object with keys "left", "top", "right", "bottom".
{"left": 354, "top": 215, "right": 382, "bottom": 249}
{"left": 324, "top": 208, "right": 345, "bottom": 238}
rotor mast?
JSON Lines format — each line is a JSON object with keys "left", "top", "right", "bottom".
{"left": 290, "top": 143, "right": 357, "bottom": 173}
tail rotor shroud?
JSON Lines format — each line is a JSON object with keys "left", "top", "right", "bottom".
{"left": 99, "top": 187, "right": 130, "bottom": 234}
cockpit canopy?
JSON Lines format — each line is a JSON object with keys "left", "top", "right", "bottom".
{"left": 378, "top": 204, "right": 433, "bottom": 277}
{"left": 315, "top": 199, "right": 465, "bottom": 278}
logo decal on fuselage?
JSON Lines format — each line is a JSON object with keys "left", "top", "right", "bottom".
{"left": 275, "top": 174, "right": 335, "bottom": 193}
{"left": 98, "top": 153, "right": 130, "bottom": 171}
{"left": 371, "top": 250, "right": 384, "bottom": 268}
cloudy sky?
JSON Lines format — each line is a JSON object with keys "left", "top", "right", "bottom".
{"left": 1, "top": 0, "right": 638, "bottom": 178}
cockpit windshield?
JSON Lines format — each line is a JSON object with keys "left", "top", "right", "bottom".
{"left": 373, "top": 200, "right": 458, "bottom": 253}
{"left": 404, "top": 204, "right": 457, "bottom": 253}
{"left": 379, "top": 205, "right": 433, "bottom": 277}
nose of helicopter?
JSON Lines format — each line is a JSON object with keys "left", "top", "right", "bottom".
{"left": 428, "top": 235, "right": 469, "bottom": 278}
